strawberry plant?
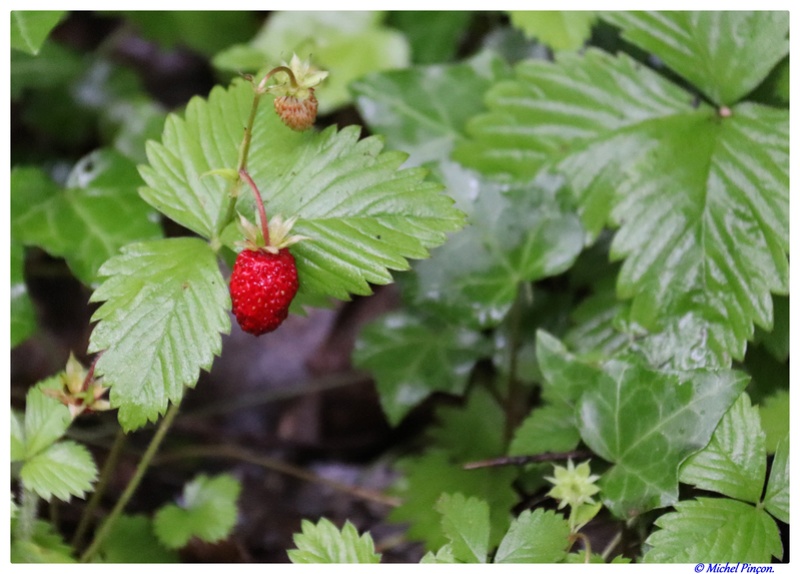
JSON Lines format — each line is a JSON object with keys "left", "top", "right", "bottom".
{"left": 10, "top": 10, "right": 788, "bottom": 564}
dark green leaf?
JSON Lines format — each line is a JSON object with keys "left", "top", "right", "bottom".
{"left": 494, "top": 508, "right": 570, "bottom": 563}
{"left": 762, "top": 435, "right": 788, "bottom": 523}
{"left": 509, "top": 11, "right": 596, "bottom": 51}
{"left": 603, "top": 11, "right": 789, "bottom": 105}
{"left": 436, "top": 493, "right": 490, "bottom": 563}
{"left": 11, "top": 520, "right": 75, "bottom": 563}
{"left": 99, "top": 514, "right": 179, "bottom": 563}
{"left": 88, "top": 238, "right": 230, "bottom": 430}
{"left": 536, "top": 331, "right": 598, "bottom": 407}
{"left": 643, "top": 498, "right": 782, "bottom": 563}
{"left": 10, "top": 241, "right": 36, "bottom": 347}
{"left": 10, "top": 11, "right": 65, "bottom": 55}
{"left": 388, "top": 11, "right": 473, "bottom": 63}
{"left": 755, "top": 294, "right": 788, "bottom": 362}
{"left": 509, "top": 402, "right": 580, "bottom": 457}
{"left": 10, "top": 41, "right": 84, "bottom": 99}
{"left": 758, "top": 390, "right": 789, "bottom": 454}
{"left": 21, "top": 440, "right": 97, "bottom": 502}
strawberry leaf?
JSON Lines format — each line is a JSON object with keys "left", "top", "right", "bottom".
{"left": 288, "top": 518, "right": 381, "bottom": 564}
{"left": 642, "top": 498, "right": 782, "bottom": 563}
{"left": 435, "top": 493, "right": 490, "bottom": 563}
{"left": 10, "top": 10, "right": 65, "bottom": 55}
{"left": 494, "top": 508, "right": 570, "bottom": 563}
{"left": 508, "top": 402, "right": 580, "bottom": 457}
{"left": 603, "top": 11, "right": 789, "bottom": 105}
{"left": 762, "top": 435, "right": 788, "bottom": 524}
{"left": 98, "top": 514, "right": 179, "bottom": 563}
{"left": 10, "top": 241, "right": 36, "bottom": 347}
{"left": 20, "top": 440, "right": 97, "bottom": 502}
{"left": 22, "top": 377, "right": 72, "bottom": 459}
{"left": 509, "top": 11, "right": 596, "bottom": 51}
{"left": 456, "top": 47, "right": 788, "bottom": 364}
{"left": 88, "top": 238, "right": 230, "bottom": 430}
{"left": 10, "top": 520, "right": 76, "bottom": 563}
{"left": 153, "top": 474, "right": 241, "bottom": 549}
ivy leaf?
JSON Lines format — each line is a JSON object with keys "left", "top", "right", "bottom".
{"left": 88, "top": 238, "right": 230, "bottom": 430}
{"left": 213, "top": 11, "right": 409, "bottom": 114}
{"left": 351, "top": 52, "right": 510, "bottom": 167}
{"left": 762, "top": 435, "right": 788, "bottom": 524}
{"left": 23, "top": 377, "right": 72, "bottom": 459}
{"left": 98, "top": 514, "right": 179, "bottom": 563}
{"left": 602, "top": 11, "right": 789, "bottom": 105}
{"left": 680, "top": 393, "right": 766, "bottom": 503}
{"left": 573, "top": 350, "right": 748, "bottom": 517}
{"left": 153, "top": 474, "right": 241, "bottom": 549}
{"left": 509, "top": 11, "right": 596, "bottom": 51}
{"left": 11, "top": 151, "right": 163, "bottom": 286}
{"left": 435, "top": 493, "right": 490, "bottom": 563}
{"left": 494, "top": 508, "right": 570, "bottom": 563}
{"left": 20, "top": 440, "right": 97, "bottom": 502}
{"left": 288, "top": 518, "right": 381, "bottom": 564}
{"left": 10, "top": 241, "right": 36, "bottom": 347}
{"left": 404, "top": 164, "right": 583, "bottom": 330}
{"left": 10, "top": 11, "right": 65, "bottom": 55}
{"left": 509, "top": 403, "right": 580, "bottom": 457}
{"left": 642, "top": 498, "right": 782, "bottom": 563}
{"left": 353, "top": 311, "right": 490, "bottom": 425}
{"left": 456, "top": 48, "right": 788, "bottom": 364}
{"left": 536, "top": 331, "right": 598, "bottom": 407}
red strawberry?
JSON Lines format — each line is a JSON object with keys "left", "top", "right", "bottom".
{"left": 229, "top": 248, "right": 299, "bottom": 336}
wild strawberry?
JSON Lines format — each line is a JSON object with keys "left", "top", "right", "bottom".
{"left": 262, "top": 53, "right": 328, "bottom": 131}
{"left": 274, "top": 90, "right": 318, "bottom": 131}
{"left": 229, "top": 248, "right": 299, "bottom": 335}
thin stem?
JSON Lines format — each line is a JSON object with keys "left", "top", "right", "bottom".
{"left": 239, "top": 168, "right": 270, "bottom": 245}
{"left": 154, "top": 444, "right": 402, "bottom": 508}
{"left": 15, "top": 485, "right": 38, "bottom": 542}
{"left": 569, "top": 532, "right": 593, "bottom": 563}
{"left": 601, "top": 530, "right": 623, "bottom": 562}
{"left": 462, "top": 450, "right": 593, "bottom": 470}
{"left": 79, "top": 402, "right": 181, "bottom": 563}
{"left": 71, "top": 429, "right": 127, "bottom": 550}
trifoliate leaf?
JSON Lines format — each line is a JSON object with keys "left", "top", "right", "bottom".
{"left": 213, "top": 11, "right": 409, "bottom": 113}
{"left": 11, "top": 151, "right": 163, "bottom": 286}
{"left": 10, "top": 241, "right": 36, "bottom": 347}
{"left": 404, "top": 164, "right": 583, "bottom": 330}
{"left": 456, "top": 48, "right": 788, "bottom": 364}
{"left": 11, "top": 520, "right": 75, "bottom": 563}
{"left": 680, "top": 393, "right": 766, "bottom": 503}
{"left": 642, "top": 498, "right": 782, "bottom": 563}
{"left": 20, "top": 440, "right": 97, "bottom": 502}
{"left": 602, "top": 11, "right": 789, "bottom": 105}
{"left": 10, "top": 11, "right": 65, "bottom": 55}
{"left": 494, "top": 508, "right": 570, "bottom": 563}
{"left": 351, "top": 52, "right": 510, "bottom": 167}
{"left": 758, "top": 389, "right": 789, "bottom": 454}
{"left": 436, "top": 493, "right": 490, "bottom": 563}
{"left": 509, "top": 11, "right": 596, "bottom": 51}
{"left": 98, "top": 514, "right": 178, "bottom": 563}
{"left": 762, "top": 435, "right": 788, "bottom": 524}
{"left": 23, "top": 377, "right": 72, "bottom": 459}
{"left": 288, "top": 518, "right": 381, "bottom": 564}
{"left": 508, "top": 403, "right": 580, "bottom": 457}
{"left": 353, "top": 311, "right": 490, "bottom": 425}
{"left": 88, "top": 238, "right": 230, "bottom": 430}
{"left": 153, "top": 474, "right": 241, "bottom": 549}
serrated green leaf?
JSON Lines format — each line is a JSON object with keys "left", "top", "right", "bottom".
{"left": 12, "top": 151, "right": 163, "bottom": 286}
{"left": 10, "top": 11, "right": 65, "bottom": 55}
{"left": 758, "top": 389, "right": 789, "bottom": 454}
{"left": 153, "top": 474, "right": 241, "bottom": 549}
{"left": 643, "top": 498, "right": 782, "bottom": 563}
{"left": 213, "top": 11, "right": 409, "bottom": 113}
{"left": 351, "top": 52, "right": 510, "bottom": 167}
{"left": 429, "top": 386, "right": 506, "bottom": 462}
{"left": 10, "top": 241, "right": 36, "bottom": 347}
{"left": 388, "top": 11, "right": 473, "bottom": 64}
{"left": 509, "top": 11, "right": 596, "bottom": 51}
{"left": 763, "top": 435, "right": 788, "bottom": 524}
{"left": 353, "top": 311, "right": 490, "bottom": 425}
{"left": 603, "top": 11, "right": 789, "bottom": 105}
{"left": 576, "top": 354, "right": 748, "bottom": 517}
{"left": 420, "top": 544, "right": 457, "bottom": 563}
{"left": 11, "top": 520, "right": 76, "bottom": 563}
{"left": 23, "top": 377, "right": 72, "bottom": 459}
{"left": 99, "top": 514, "right": 179, "bottom": 563}
{"left": 680, "top": 393, "right": 766, "bottom": 503}
{"left": 405, "top": 165, "right": 583, "bottom": 329}
{"left": 11, "top": 410, "right": 25, "bottom": 462}
{"left": 88, "top": 238, "right": 230, "bottom": 430}
{"left": 436, "top": 493, "right": 490, "bottom": 563}
{"left": 21, "top": 440, "right": 97, "bottom": 502}
{"left": 509, "top": 403, "right": 580, "bottom": 457}
{"left": 494, "top": 508, "right": 570, "bottom": 563}
{"left": 288, "top": 518, "right": 381, "bottom": 564}
{"left": 457, "top": 49, "right": 788, "bottom": 364}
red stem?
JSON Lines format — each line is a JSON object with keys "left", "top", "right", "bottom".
{"left": 239, "top": 168, "right": 270, "bottom": 245}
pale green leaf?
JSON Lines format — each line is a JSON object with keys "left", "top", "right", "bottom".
{"left": 98, "top": 514, "right": 179, "bottom": 563}
{"left": 88, "top": 238, "right": 230, "bottom": 430}
{"left": 509, "top": 402, "right": 580, "bottom": 457}
{"left": 21, "top": 440, "right": 97, "bottom": 502}
{"left": 758, "top": 389, "right": 789, "bottom": 454}
{"left": 509, "top": 11, "right": 596, "bottom": 51}
{"left": 420, "top": 544, "right": 457, "bottom": 563}
{"left": 494, "top": 508, "right": 570, "bottom": 563}
{"left": 153, "top": 474, "right": 241, "bottom": 549}
{"left": 10, "top": 241, "right": 36, "bottom": 347}
{"left": 23, "top": 377, "right": 72, "bottom": 459}
{"left": 11, "top": 520, "right": 75, "bottom": 563}
{"left": 643, "top": 498, "right": 782, "bottom": 563}
{"left": 11, "top": 151, "right": 163, "bottom": 286}
{"left": 353, "top": 311, "right": 490, "bottom": 425}
{"left": 762, "top": 435, "right": 788, "bottom": 524}
{"left": 288, "top": 518, "right": 381, "bottom": 564}
{"left": 575, "top": 354, "right": 748, "bottom": 517}
{"left": 11, "top": 410, "right": 25, "bottom": 462}
{"left": 10, "top": 11, "right": 65, "bottom": 55}
{"left": 603, "top": 11, "right": 789, "bottom": 105}
{"left": 436, "top": 493, "right": 490, "bottom": 563}
{"left": 680, "top": 393, "right": 766, "bottom": 503}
